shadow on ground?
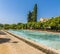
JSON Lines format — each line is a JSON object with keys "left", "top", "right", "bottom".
{"left": 0, "top": 38, "right": 11, "bottom": 44}
{"left": 0, "top": 31, "right": 6, "bottom": 35}
{"left": 12, "top": 41, "right": 18, "bottom": 43}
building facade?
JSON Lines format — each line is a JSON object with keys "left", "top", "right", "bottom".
{"left": 39, "top": 18, "right": 50, "bottom": 22}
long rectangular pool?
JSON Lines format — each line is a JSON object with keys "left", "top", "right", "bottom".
{"left": 8, "top": 30, "right": 60, "bottom": 50}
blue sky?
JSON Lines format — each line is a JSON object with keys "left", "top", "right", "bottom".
{"left": 0, "top": 0, "right": 60, "bottom": 24}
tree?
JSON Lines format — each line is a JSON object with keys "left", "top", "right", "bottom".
{"left": 0, "top": 24, "right": 3, "bottom": 29}
{"left": 3, "top": 24, "right": 10, "bottom": 29}
{"left": 32, "top": 4, "right": 37, "bottom": 22}
{"left": 27, "top": 11, "right": 32, "bottom": 22}
{"left": 10, "top": 24, "right": 17, "bottom": 29}
{"left": 35, "top": 22, "right": 42, "bottom": 29}
{"left": 27, "top": 4, "right": 37, "bottom": 22}
{"left": 16, "top": 23, "right": 23, "bottom": 29}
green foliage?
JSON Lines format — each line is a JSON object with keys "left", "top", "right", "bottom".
{"left": 16, "top": 23, "right": 23, "bottom": 29}
{"left": 27, "top": 4, "right": 37, "bottom": 22}
{"left": 0, "top": 24, "right": 3, "bottom": 29}
{"left": 10, "top": 24, "right": 17, "bottom": 29}
{"left": 3, "top": 24, "right": 10, "bottom": 29}
{"left": 32, "top": 4, "right": 37, "bottom": 22}
{"left": 43, "top": 16, "right": 60, "bottom": 30}
{"left": 1, "top": 16, "right": 60, "bottom": 32}
{"left": 27, "top": 11, "right": 32, "bottom": 22}
{"left": 35, "top": 22, "right": 42, "bottom": 29}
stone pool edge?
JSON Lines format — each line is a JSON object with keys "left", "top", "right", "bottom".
{"left": 4, "top": 30, "right": 60, "bottom": 54}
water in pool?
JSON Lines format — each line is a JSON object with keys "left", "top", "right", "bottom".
{"left": 8, "top": 30, "right": 60, "bottom": 49}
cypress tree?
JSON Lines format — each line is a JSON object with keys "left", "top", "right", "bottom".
{"left": 32, "top": 4, "right": 37, "bottom": 22}
{"left": 27, "top": 11, "right": 32, "bottom": 22}
{"left": 27, "top": 4, "right": 37, "bottom": 22}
